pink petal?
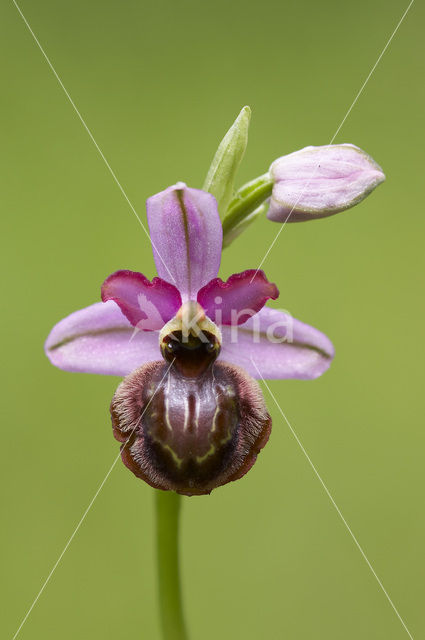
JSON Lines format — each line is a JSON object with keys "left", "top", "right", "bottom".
{"left": 268, "top": 144, "right": 385, "bottom": 222}
{"left": 101, "top": 270, "right": 182, "bottom": 329}
{"left": 45, "top": 301, "right": 161, "bottom": 376}
{"left": 219, "top": 307, "right": 334, "bottom": 379}
{"left": 147, "top": 183, "right": 222, "bottom": 300}
{"left": 197, "top": 270, "right": 279, "bottom": 325}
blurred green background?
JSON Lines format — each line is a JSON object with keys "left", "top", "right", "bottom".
{"left": 2, "top": 0, "right": 424, "bottom": 638}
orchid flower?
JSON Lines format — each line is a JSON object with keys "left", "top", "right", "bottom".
{"left": 43, "top": 106, "right": 385, "bottom": 640}
{"left": 45, "top": 182, "right": 334, "bottom": 495}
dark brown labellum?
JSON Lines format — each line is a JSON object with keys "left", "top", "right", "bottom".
{"left": 110, "top": 305, "right": 271, "bottom": 495}
{"left": 111, "top": 365, "right": 271, "bottom": 496}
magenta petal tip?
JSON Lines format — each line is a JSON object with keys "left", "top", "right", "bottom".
{"left": 101, "top": 269, "right": 182, "bottom": 330}
{"left": 198, "top": 269, "right": 279, "bottom": 325}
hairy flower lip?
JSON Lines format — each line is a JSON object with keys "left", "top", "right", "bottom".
{"left": 110, "top": 359, "right": 272, "bottom": 495}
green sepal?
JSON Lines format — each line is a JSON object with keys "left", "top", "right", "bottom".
{"left": 203, "top": 106, "right": 251, "bottom": 217}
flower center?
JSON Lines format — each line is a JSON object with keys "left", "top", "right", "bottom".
{"left": 162, "top": 329, "right": 220, "bottom": 377}
{"left": 159, "top": 301, "right": 222, "bottom": 378}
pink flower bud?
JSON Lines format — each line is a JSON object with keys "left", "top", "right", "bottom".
{"left": 268, "top": 144, "right": 385, "bottom": 222}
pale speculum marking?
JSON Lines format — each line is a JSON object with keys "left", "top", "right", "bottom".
{"left": 110, "top": 308, "right": 272, "bottom": 495}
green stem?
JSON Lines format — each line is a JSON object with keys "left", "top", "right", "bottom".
{"left": 155, "top": 490, "right": 188, "bottom": 640}
{"left": 222, "top": 174, "right": 273, "bottom": 245}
